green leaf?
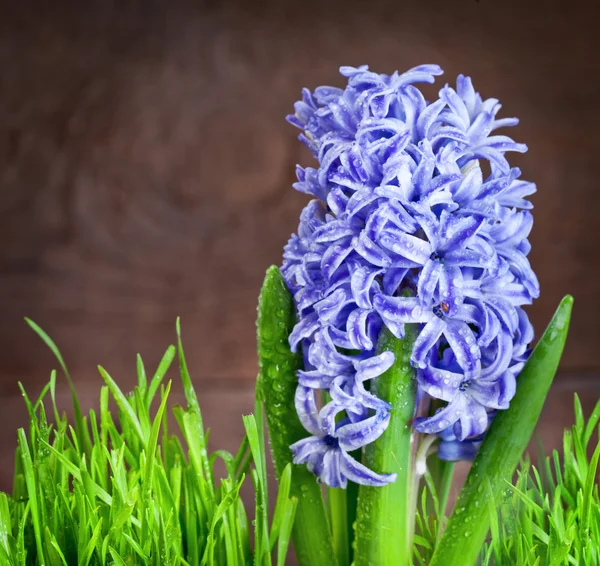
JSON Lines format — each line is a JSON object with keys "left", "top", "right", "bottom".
{"left": 25, "top": 318, "right": 88, "bottom": 456}
{"left": 98, "top": 365, "right": 145, "bottom": 443}
{"left": 257, "top": 266, "right": 337, "bottom": 566}
{"left": 353, "top": 324, "right": 419, "bottom": 566}
{"left": 17, "top": 428, "right": 46, "bottom": 566}
{"left": 146, "top": 345, "right": 176, "bottom": 409}
{"left": 430, "top": 295, "right": 574, "bottom": 566}
{"left": 269, "top": 463, "right": 292, "bottom": 551}
{"left": 276, "top": 497, "right": 298, "bottom": 566}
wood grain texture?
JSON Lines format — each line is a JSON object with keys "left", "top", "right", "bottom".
{"left": 0, "top": 1, "right": 598, "bottom": 399}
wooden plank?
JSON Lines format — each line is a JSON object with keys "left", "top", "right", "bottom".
{"left": 0, "top": 0, "right": 598, "bottom": 397}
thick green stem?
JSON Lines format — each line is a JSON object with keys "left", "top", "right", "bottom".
{"left": 257, "top": 266, "right": 337, "bottom": 566}
{"left": 430, "top": 295, "right": 573, "bottom": 566}
{"left": 353, "top": 324, "right": 419, "bottom": 566}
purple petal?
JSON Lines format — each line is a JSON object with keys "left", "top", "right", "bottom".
{"left": 479, "top": 330, "right": 513, "bottom": 380}
{"left": 443, "top": 319, "right": 481, "bottom": 377}
{"left": 418, "top": 364, "right": 462, "bottom": 402}
{"left": 339, "top": 450, "right": 397, "bottom": 486}
{"left": 438, "top": 265, "right": 463, "bottom": 316}
{"left": 321, "top": 449, "right": 346, "bottom": 488}
{"left": 417, "top": 260, "right": 442, "bottom": 305}
{"left": 347, "top": 309, "right": 373, "bottom": 350}
{"left": 351, "top": 266, "right": 381, "bottom": 309}
{"left": 297, "top": 368, "right": 336, "bottom": 389}
{"left": 416, "top": 98, "right": 446, "bottom": 139}
{"left": 290, "top": 436, "right": 327, "bottom": 463}
{"left": 438, "top": 437, "right": 483, "bottom": 461}
{"left": 347, "top": 189, "right": 380, "bottom": 218}
{"left": 314, "top": 220, "right": 355, "bottom": 243}
{"left": 353, "top": 233, "right": 392, "bottom": 268}
{"left": 373, "top": 295, "right": 432, "bottom": 328}
{"left": 295, "top": 385, "right": 322, "bottom": 436}
{"left": 414, "top": 396, "right": 467, "bottom": 434}
{"left": 321, "top": 237, "right": 354, "bottom": 281}
{"left": 455, "top": 398, "right": 488, "bottom": 440}
{"left": 289, "top": 312, "right": 320, "bottom": 352}
{"left": 382, "top": 267, "right": 409, "bottom": 295}
{"left": 320, "top": 401, "right": 347, "bottom": 436}
{"left": 411, "top": 317, "right": 444, "bottom": 369}
{"left": 354, "top": 351, "right": 395, "bottom": 381}
{"left": 314, "top": 288, "right": 353, "bottom": 324}
{"left": 379, "top": 228, "right": 431, "bottom": 265}
{"left": 337, "top": 410, "right": 390, "bottom": 451}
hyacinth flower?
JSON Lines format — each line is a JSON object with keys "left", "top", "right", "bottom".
{"left": 257, "top": 64, "right": 573, "bottom": 566}
{"left": 281, "top": 64, "right": 539, "bottom": 489}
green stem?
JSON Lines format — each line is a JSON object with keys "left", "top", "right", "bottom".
{"left": 328, "top": 488, "right": 350, "bottom": 566}
{"left": 438, "top": 461, "right": 455, "bottom": 520}
{"left": 353, "top": 324, "right": 419, "bottom": 566}
{"left": 430, "top": 295, "right": 573, "bottom": 566}
{"left": 257, "top": 266, "right": 337, "bottom": 566}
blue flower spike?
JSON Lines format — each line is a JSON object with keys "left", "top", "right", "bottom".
{"left": 282, "top": 64, "right": 539, "bottom": 489}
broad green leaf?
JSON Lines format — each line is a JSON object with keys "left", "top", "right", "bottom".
{"left": 430, "top": 295, "right": 573, "bottom": 566}
{"left": 257, "top": 265, "right": 337, "bottom": 566}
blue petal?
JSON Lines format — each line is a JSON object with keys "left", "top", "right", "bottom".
{"left": 414, "top": 396, "right": 467, "bottom": 434}
{"left": 382, "top": 267, "right": 409, "bottom": 295}
{"left": 373, "top": 295, "right": 431, "bottom": 326}
{"left": 379, "top": 228, "right": 431, "bottom": 265}
{"left": 350, "top": 266, "right": 381, "bottom": 309}
{"left": 411, "top": 317, "right": 444, "bottom": 369}
{"left": 438, "top": 437, "right": 482, "bottom": 461}
{"left": 290, "top": 435, "right": 327, "bottom": 464}
{"left": 417, "top": 260, "right": 442, "bottom": 306}
{"left": 337, "top": 410, "right": 390, "bottom": 451}
{"left": 418, "top": 363, "right": 462, "bottom": 402}
{"left": 347, "top": 309, "right": 374, "bottom": 350}
{"left": 353, "top": 233, "right": 392, "bottom": 267}
{"left": 438, "top": 265, "right": 463, "bottom": 315}
{"left": 314, "top": 288, "right": 353, "bottom": 324}
{"left": 455, "top": 398, "right": 488, "bottom": 440}
{"left": 442, "top": 319, "right": 481, "bottom": 377}
{"left": 298, "top": 368, "right": 336, "bottom": 389}
{"left": 321, "top": 237, "right": 354, "bottom": 280}
{"left": 339, "top": 450, "right": 397, "bottom": 486}
{"left": 314, "top": 220, "right": 355, "bottom": 243}
{"left": 289, "top": 312, "right": 320, "bottom": 352}
{"left": 354, "top": 351, "right": 395, "bottom": 381}
{"left": 294, "top": 385, "right": 322, "bottom": 436}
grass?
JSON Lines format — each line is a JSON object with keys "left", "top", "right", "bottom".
{"left": 0, "top": 314, "right": 597, "bottom": 565}
{"left": 414, "top": 394, "right": 600, "bottom": 566}
{"left": 0, "top": 319, "right": 296, "bottom": 566}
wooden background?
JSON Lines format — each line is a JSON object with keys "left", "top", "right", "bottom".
{"left": 0, "top": 0, "right": 599, "bottom": 491}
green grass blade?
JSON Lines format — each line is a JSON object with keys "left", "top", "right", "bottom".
{"left": 17, "top": 428, "right": 46, "bottom": 565}
{"left": 136, "top": 353, "right": 148, "bottom": 395}
{"left": 98, "top": 365, "right": 145, "bottom": 443}
{"left": 583, "top": 399, "right": 600, "bottom": 449}
{"left": 146, "top": 345, "right": 176, "bottom": 409}
{"left": 580, "top": 434, "right": 600, "bottom": 545}
{"left": 175, "top": 321, "right": 214, "bottom": 500}
{"left": 243, "top": 414, "right": 270, "bottom": 566}
{"left": 354, "top": 324, "right": 419, "bottom": 566}
{"left": 25, "top": 318, "right": 87, "bottom": 454}
{"left": 430, "top": 295, "right": 574, "bottom": 566}
{"left": 257, "top": 266, "right": 336, "bottom": 566}
{"left": 269, "top": 463, "right": 292, "bottom": 551}
{"left": 277, "top": 498, "right": 298, "bottom": 566}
